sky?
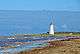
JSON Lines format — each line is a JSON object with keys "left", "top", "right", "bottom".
{"left": 0, "top": 0, "right": 80, "bottom": 11}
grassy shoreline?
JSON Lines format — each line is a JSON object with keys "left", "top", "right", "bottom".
{"left": 31, "top": 32, "right": 80, "bottom": 36}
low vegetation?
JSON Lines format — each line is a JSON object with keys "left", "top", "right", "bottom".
{"left": 31, "top": 32, "right": 80, "bottom": 36}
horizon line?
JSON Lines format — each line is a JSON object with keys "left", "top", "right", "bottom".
{"left": 0, "top": 9, "right": 80, "bottom": 12}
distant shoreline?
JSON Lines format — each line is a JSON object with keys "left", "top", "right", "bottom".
{"left": 0, "top": 32, "right": 80, "bottom": 37}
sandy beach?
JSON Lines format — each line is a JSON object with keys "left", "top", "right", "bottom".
{"left": 17, "top": 39, "right": 80, "bottom": 54}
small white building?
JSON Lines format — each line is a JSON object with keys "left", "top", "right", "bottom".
{"left": 49, "top": 19, "right": 55, "bottom": 35}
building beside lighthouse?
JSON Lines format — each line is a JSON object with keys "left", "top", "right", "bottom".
{"left": 48, "top": 18, "right": 55, "bottom": 35}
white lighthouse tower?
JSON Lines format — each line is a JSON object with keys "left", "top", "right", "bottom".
{"left": 49, "top": 18, "right": 55, "bottom": 35}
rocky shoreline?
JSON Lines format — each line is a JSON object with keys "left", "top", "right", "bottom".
{"left": 17, "top": 39, "right": 80, "bottom": 54}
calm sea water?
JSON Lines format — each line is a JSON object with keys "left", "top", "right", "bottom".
{"left": 0, "top": 10, "right": 80, "bottom": 36}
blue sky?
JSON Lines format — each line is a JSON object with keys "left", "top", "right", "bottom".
{"left": 0, "top": 0, "right": 80, "bottom": 10}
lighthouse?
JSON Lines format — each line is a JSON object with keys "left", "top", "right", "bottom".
{"left": 49, "top": 18, "right": 55, "bottom": 35}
